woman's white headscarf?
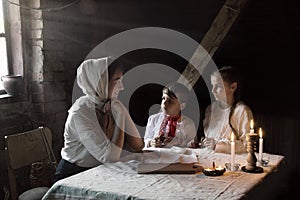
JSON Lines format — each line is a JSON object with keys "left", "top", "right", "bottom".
{"left": 76, "top": 57, "right": 110, "bottom": 105}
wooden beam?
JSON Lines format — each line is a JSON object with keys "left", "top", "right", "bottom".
{"left": 178, "top": 0, "right": 249, "bottom": 89}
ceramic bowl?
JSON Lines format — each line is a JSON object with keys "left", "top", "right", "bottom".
{"left": 202, "top": 167, "right": 226, "bottom": 176}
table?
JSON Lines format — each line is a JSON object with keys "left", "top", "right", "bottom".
{"left": 42, "top": 148, "right": 284, "bottom": 200}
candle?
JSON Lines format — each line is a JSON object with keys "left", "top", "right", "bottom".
{"left": 258, "top": 128, "right": 263, "bottom": 161}
{"left": 250, "top": 119, "right": 255, "bottom": 134}
{"left": 231, "top": 132, "right": 235, "bottom": 171}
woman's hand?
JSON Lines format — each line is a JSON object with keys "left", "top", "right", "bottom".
{"left": 202, "top": 138, "right": 216, "bottom": 150}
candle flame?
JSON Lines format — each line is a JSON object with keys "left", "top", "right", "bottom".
{"left": 259, "top": 128, "right": 263, "bottom": 138}
{"left": 231, "top": 132, "right": 235, "bottom": 142}
{"left": 216, "top": 166, "right": 223, "bottom": 170}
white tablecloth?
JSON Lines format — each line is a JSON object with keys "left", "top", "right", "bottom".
{"left": 42, "top": 148, "right": 284, "bottom": 200}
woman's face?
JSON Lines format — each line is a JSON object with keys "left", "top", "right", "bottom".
{"left": 108, "top": 68, "right": 124, "bottom": 98}
{"left": 161, "top": 93, "right": 181, "bottom": 117}
{"left": 211, "top": 74, "right": 236, "bottom": 103}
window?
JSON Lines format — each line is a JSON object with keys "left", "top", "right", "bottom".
{"left": 0, "top": 0, "right": 23, "bottom": 93}
{"left": 0, "top": 0, "right": 9, "bottom": 90}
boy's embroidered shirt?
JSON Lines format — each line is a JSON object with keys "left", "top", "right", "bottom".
{"left": 159, "top": 114, "right": 181, "bottom": 137}
{"left": 144, "top": 112, "right": 196, "bottom": 148}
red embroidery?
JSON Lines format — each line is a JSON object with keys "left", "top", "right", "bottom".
{"left": 159, "top": 114, "right": 181, "bottom": 137}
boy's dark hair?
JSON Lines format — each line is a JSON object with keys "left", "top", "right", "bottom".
{"left": 162, "top": 82, "right": 190, "bottom": 103}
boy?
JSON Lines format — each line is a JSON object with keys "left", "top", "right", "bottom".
{"left": 144, "top": 82, "right": 197, "bottom": 148}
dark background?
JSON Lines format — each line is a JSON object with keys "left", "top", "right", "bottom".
{"left": 85, "top": 1, "right": 300, "bottom": 198}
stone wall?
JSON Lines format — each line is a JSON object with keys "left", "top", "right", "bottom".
{"left": 0, "top": 0, "right": 91, "bottom": 194}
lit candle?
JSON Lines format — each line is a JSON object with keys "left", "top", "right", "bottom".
{"left": 258, "top": 128, "right": 263, "bottom": 161}
{"left": 250, "top": 119, "right": 255, "bottom": 134}
{"left": 231, "top": 132, "right": 235, "bottom": 171}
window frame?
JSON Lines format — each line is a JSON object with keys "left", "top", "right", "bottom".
{"left": 0, "top": 0, "right": 13, "bottom": 92}
{"left": 3, "top": 0, "right": 13, "bottom": 74}
{"left": 0, "top": 0, "right": 25, "bottom": 96}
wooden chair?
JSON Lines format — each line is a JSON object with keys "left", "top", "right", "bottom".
{"left": 4, "top": 127, "right": 57, "bottom": 200}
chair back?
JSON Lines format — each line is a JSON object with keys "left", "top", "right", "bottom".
{"left": 4, "top": 127, "right": 56, "bottom": 200}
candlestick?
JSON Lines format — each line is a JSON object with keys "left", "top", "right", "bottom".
{"left": 258, "top": 128, "right": 263, "bottom": 162}
{"left": 242, "top": 132, "right": 263, "bottom": 173}
{"left": 231, "top": 132, "right": 235, "bottom": 171}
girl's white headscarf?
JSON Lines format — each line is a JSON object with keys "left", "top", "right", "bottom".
{"left": 76, "top": 57, "right": 110, "bottom": 105}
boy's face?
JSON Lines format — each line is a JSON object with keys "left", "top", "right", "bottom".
{"left": 161, "top": 92, "right": 182, "bottom": 117}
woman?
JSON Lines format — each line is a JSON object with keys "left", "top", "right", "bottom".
{"left": 52, "top": 57, "right": 144, "bottom": 183}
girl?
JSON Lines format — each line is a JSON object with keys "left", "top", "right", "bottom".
{"left": 202, "top": 66, "right": 253, "bottom": 153}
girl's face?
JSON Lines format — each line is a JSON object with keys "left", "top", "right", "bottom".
{"left": 211, "top": 74, "right": 236, "bottom": 103}
{"left": 108, "top": 68, "right": 124, "bottom": 98}
{"left": 161, "top": 93, "right": 181, "bottom": 116}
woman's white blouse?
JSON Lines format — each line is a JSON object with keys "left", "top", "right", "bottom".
{"left": 61, "top": 97, "right": 131, "bottom": 168}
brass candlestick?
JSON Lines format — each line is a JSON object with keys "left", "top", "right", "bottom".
{"left": 242, "top": 133, "right": 263, "bottom": 173}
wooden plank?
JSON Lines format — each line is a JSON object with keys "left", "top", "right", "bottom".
{"left": 178, "top": 0, "right": 249, "bottom": 89}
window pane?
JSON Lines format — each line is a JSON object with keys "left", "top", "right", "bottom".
{"left": 0, "top": 0, "right": 4, "bottom": 33}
